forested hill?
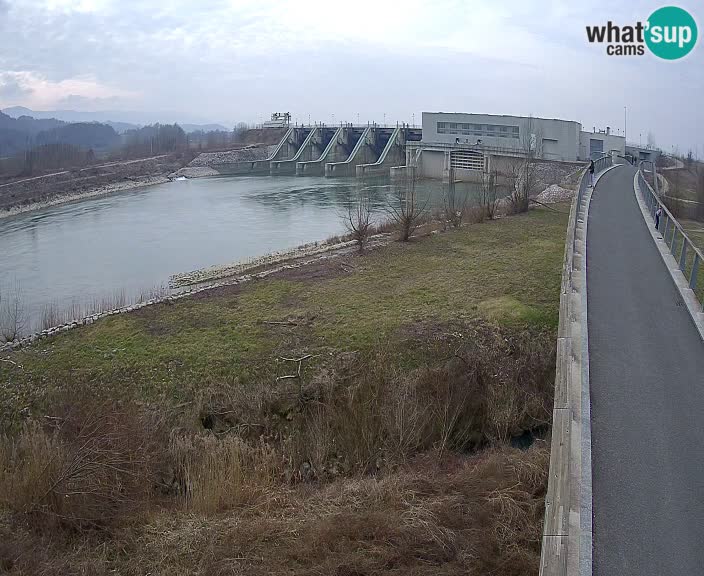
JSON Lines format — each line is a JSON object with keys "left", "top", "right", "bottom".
{"left": 0, "top": 111, "right": 121, "bottom": 156}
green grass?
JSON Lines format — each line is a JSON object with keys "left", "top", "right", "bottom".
{"left": 679, "top": 219, "right": 704, "bottom": 304}
{"left": 0, "top": 205, "right": 569, "bottom": 416}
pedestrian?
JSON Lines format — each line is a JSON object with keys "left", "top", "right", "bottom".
{"left": 655, "top": 206, "right": 662, "bottom": 230}
{"left": 589, "top": 160, "right": 595, "bottom": 187}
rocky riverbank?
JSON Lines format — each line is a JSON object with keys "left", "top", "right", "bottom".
{"left": 0, "top": 154, "right": 183, "bottom": 216}
{"left": 170, "top": 235, "right": 391, "bottom": 288}
{"left": 0, "top": 175, "right": 170, "bottom": 219}
{"left": 0, "top": 235, "right": 389, "bottom": 353}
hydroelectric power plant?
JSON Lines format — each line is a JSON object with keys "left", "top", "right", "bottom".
{"left": 201, "top": 123, "right": 423, "bottom": 178}
{"left": 184, "top": 111, "right": 639, "bottom": 184}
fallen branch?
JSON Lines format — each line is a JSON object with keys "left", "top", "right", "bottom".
{"left": 0, "top": 357, "right": 23, "bottom": 369}
{"left": 263, "top": 320, "right": 299, "bottom": 326}
{"left": 276, "top": 354, "right": 317, "bottom": 381}
{"left": 529, "top": 198, "right": 569, "bottom": 213}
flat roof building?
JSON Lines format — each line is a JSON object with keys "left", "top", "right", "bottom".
{"left": 414, "top": 111, "right": 625, "bottom": 180}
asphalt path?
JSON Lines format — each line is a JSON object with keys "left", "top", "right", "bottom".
{"left": 588, "top": 164, "right": 704, "bottom": 576}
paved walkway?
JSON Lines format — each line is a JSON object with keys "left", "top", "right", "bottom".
{"left": 587, "top": 164, "right": 704, "bottom": 576}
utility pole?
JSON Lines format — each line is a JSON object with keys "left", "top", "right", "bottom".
{"left": 412, "top": 112, "right": 415, "bottom": 127}
{"left": 624, "top": 106, "right": 627, "bottom": 144}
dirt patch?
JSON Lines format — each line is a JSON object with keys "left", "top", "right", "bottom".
{"left": 187, "top": 250, "right": 360, "bottom": 302}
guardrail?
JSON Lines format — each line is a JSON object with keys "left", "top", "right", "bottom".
{"left": 540, "top": 153, "right": 611, "bottom": 576}
{"left": 637, "top": 163, "right": 704, "bottom": 309}
{"left": 571, "top": 154, "right": 613, "bottom": 253}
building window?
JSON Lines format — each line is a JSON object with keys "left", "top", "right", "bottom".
{"left": 437, "top": 121, "right": 519, "bottom": 139}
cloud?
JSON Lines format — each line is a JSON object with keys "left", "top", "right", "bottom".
{"left": 0, "top": 70, "right": 138, "bottom": 110}
{"left": 0, "top": 76, "right": 32, "bottom": 101}
{"left": 55, "top": 93, "right": 131, "bottom": 110}
{"left": 0, "top": 0, "right": 701, "bottom": 151}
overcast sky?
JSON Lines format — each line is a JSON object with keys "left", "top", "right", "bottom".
{"left": 0, "top": 0, "right": 702, "bottom": 154}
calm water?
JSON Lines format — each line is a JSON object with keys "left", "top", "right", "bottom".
{"left": 0, "top": 175, "right": 485, "bottom": 334}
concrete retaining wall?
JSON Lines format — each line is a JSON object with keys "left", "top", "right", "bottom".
{"left": 539, "top": 160, "right": 614, "bottom": 576}
{"left": 325, "top": 126, "right": 386, "bottom": 177}
{"left": 270, "top": 127, "right": 319, "bottom": 175}
{"left": 297, "top": 126, "right": 360, "bottom": 176}
{"left": 356, "top": 127, "right": 404, "bottom": 177}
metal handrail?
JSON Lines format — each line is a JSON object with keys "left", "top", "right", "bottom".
{"left": 573, "top": 154, "right": 613, "bottom": 250}
{"left": 637, "top": 162, "right": 704, "bottom": 308}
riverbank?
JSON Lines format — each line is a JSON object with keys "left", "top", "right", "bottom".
{"left": 0, "top": 153, "right": 184, "bottom": 217}
{"left": 0, "top": 174, "right": 170, "bottom": 220}
{"left": 0, "top": 205, "right": 567, "bottom": 574}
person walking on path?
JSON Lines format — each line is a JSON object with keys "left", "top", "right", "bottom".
{"left": 655, "top": 206, "right": 662, "bottom": 230}
{"left": 589, "top": 160, "right": 596, "bottom": 187}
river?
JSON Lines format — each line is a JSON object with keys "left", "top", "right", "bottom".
{"left": 0, "top": 175, "right": 488, "bottom": 335}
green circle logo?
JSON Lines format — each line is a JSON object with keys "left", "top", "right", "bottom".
{"left": 645, "top": 6, "right": 698, "bottom": 59}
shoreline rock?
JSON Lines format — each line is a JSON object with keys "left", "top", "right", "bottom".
{"left": 0, "top": 175, "right": 170, "bottom": 220}
{"left": 0, "top": 234, "right": 390, "bottom": 354}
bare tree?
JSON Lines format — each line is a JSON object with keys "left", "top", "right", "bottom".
{"left": 443, "top": 168, "right": 468, "bottom": 228}
{"left": 0, "top": 283, "right": 27, "bottom": 343}
{"left": 387, "top": 173, "right": 428, "bottom": 241}
{"left": 344, "top": 192, "right": 373, "bottom": 251}
{"left": 504, "top": 116, "right": 543, "bottom": 214}
{"left": 480, "top": 169, "right": 500, "bottom": 220}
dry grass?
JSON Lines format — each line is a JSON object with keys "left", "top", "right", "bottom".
{"left": 0, "top": 323, "right": 554, "bottom": 574}
{"left": 0, "top": 401, "right": 164, "bottom": 532}
{"left": 0, "top": 444, "right": 549, "bottom": 576}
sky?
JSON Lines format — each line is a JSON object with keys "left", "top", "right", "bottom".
{"left": 0, "top": 0, "right": 702, "bottom": 154}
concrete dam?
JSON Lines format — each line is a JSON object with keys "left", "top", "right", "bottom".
{"left": 211, "top": 124, "right": 422, "bottom": 178}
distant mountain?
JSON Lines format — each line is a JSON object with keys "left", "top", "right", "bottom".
{"left": 0, "top": 110, "right": 66, "bottom": 156}
{"left": 0, "top": 110, "right": 120, "bottom": 156}
{"left": 2, "top": 107, "right": 229, "bottom": 134}
{"left": 2, "top": 107, "right": 139, "bottom": 134}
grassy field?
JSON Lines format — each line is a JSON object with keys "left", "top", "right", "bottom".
{"left": 681, "top": 219, "right": 704, "bottom": 251}
{"left": 0, "top": 204, "right": 568, "bottom": 575}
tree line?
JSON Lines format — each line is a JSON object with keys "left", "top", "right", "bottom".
{"left": 0, "top": 122, "right": 250, "bottom": 178}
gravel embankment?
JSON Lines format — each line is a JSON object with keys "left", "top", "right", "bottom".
{"left": 188, "top": 146, "right": 274, "bottom": 167}
{"left": 535, "top": 184, "right": 575, "bottom": 204}
{"left": 172, "top": 145, "right": 278, "bottom": 178}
